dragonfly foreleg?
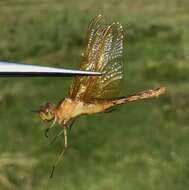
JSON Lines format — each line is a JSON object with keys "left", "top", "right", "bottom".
{"left": 44, "top": 116, "right": 57, "bottom": 138}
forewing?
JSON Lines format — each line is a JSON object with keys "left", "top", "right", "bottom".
{"left": 69, "top": 15, "right": 105, "bottom": 99}
{"left": 69, "top": 15, "right": 124, "bottom": 100}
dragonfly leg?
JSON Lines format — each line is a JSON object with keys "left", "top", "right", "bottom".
{"left": 68, "top": 119, "right": 75, "bottom": 133}
{"left": 50, "top": 129, "right": 64, "bottom": 145}
{"left": 44, "top": 116, "right": 57, "bottom": 138}
{"left": 50, "top": 119, "right": 75, "bottom": 144}
{"left": 104, "top": 107, "right": 117, "bottom": 113}
{"left": 49, "top": 116, "right": 57, "bottom": 129}
{"left": 50, "top": 125, "right": 68, "bottom": 178}
{"left": 44, "top": 128, "right": 50, "bottom": 138}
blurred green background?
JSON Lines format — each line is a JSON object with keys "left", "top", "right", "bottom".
{"left": 0, "top": 0, "right": 189, "bottom": 189}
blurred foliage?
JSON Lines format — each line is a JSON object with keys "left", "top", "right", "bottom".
{"left": 0, "top": 0, "right": 189, "bottom": 189}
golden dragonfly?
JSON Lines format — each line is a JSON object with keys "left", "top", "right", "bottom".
{"left": 38, "top": 15, "right": 165, "bottom": 177}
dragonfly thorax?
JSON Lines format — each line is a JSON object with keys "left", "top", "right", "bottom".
{"left": 54, "top": 98, "right": 87, "bottom": 125}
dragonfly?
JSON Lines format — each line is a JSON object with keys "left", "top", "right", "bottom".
{"left": 37, "top": 15, "right": 165, "bottom": 177}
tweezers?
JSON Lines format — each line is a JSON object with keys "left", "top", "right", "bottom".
{"left": 0, "top": 61, "right": 101, "bottom": 77}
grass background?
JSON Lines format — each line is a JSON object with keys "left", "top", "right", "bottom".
{"left": 0, "top": 0, "right": 189, "bottom": 189}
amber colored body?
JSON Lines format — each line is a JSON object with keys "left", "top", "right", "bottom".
{"left": 54, "top": 98, "right": 112, "bottom": 124}
{"left": 54, "top": 87, "right": 165, "bottom": 126}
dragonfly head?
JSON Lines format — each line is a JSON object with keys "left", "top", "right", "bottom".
{"left": 39, "top": 102, "right": 55, "bottom": 122}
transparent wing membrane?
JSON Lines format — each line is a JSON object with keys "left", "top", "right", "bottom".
{"left": 69, "top": 15, "right": 124, "bottom": 100}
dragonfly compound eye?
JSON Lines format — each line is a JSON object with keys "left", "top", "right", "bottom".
{"left": 39, "top": 103, "right": 55, "bottom": 122}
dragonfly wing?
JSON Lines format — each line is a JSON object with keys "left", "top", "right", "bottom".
{"left": 89, "top": 22, "right": 124, "bottom": 99}
{"left": 69, "top": 15, "right": 124, "bottom": 100}
{"left": 69, "top": 15, "right": 104, "bottom": 99}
